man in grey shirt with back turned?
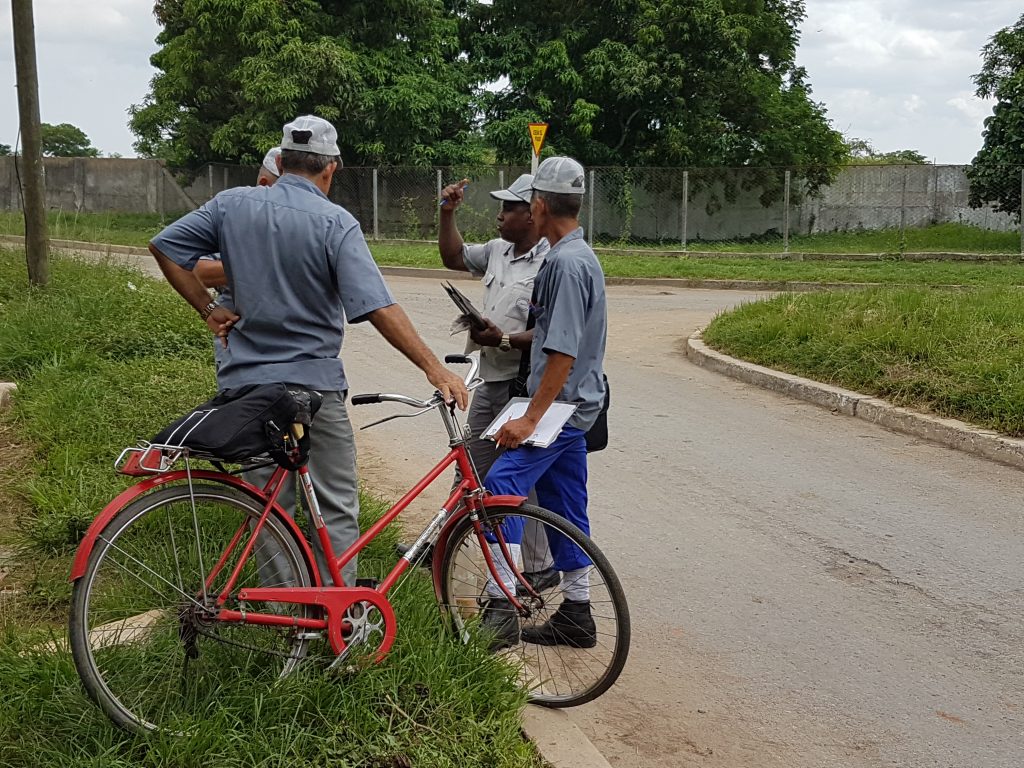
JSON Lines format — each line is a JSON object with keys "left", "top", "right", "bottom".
{"left": 149, "top": 115, "right": 467, "bottom": 586}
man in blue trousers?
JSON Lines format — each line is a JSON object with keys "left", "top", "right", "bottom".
{"left": 481, "top": 156, "right": 608, "bottom": 650}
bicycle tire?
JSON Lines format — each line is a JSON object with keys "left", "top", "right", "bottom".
{"left": 69, "top": 483, "right": 316, "bottom": 734}
{"left": 436, "top": 503, "right": 630, "bottom": 707}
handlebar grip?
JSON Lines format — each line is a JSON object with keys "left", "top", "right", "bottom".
{"left": 350, "top": 393, "right": 382, "bottom": 406}
{"left": 445, "top": 354, "right": 471, "bottom": 364}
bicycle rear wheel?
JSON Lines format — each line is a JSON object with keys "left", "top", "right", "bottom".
{"left": 69, "top": 483, "right": 316, "bottom": 734}
{"left": 437, "top": 503, "right": 630, "bottom": 707}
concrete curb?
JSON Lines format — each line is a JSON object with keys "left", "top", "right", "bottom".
{"left": 522, "top": 705, "right": 612, "bottom": 768}
{"left": 0, "top": 382, "right": 15, "bottom": 411}
{"left": 685, "top": 331, "right": 1024, "bottom": 471}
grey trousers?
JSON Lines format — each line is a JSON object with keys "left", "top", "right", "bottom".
{"left": 463, "top": 381, "right": 552, "bottom": 572}
{"left": 247, "top": 390, "right": 361, "bottom": 586}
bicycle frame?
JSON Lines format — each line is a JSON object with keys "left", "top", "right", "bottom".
{"left": 71, "top": 357, "right": 537, "bottom": 660}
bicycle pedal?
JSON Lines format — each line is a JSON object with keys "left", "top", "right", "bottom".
{"left": 355, "top": 577, "right": 380, "bottom": 589}
{"left": 295, "top": 631, "right": 323, "bottom": 641}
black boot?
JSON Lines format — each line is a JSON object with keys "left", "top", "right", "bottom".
{"left": 517, "top": 567, "right": 560, "bottom": 595}
{"left": 520, "top": 600, "right": 596, "bottom": 649}
{"left": 479, "top": 597, "right": 520, "bottom": 652}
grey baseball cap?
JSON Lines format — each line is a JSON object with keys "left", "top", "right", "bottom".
{"left": 280, "top": 115, "right": 340, "bottom": 156}
{"left": 532, "top": 157, "right": 586, "bottom": 195}
{"left": 490, "top": 173, "right": 534, "bottom": 204}
{"left": 261, "top": 147, "right": 281, "bottom": 176}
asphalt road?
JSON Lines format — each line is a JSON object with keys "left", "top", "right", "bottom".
{"left": 343, "top": 276, "right": 1023, "bottom": 768}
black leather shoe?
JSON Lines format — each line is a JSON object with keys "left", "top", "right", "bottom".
{"left": 479, "top": 597, "right": 520, "bottom": 651}
{"left": 517, "top": 567, "right": 560, "bottom": 595}
{"left": 396, "top": 541, "right": 434, "bottom": 569}
{"left": 521, "top": 599, "right": 596, "bottom": 648}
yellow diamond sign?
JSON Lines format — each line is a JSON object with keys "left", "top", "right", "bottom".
{"left": 528, "top": 123, "right": 548, "bottom": 157}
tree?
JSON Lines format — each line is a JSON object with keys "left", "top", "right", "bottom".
{"left": 39, "top": 122, "right": 100, "bottom": 157}
{"left": 845, "top": 137, "right": 928, "bottom": 165}
{"left": 0, "top": 143, "right": 10, "bottom": 156}
{"left": 967, "top": 13, "right": 1024, "bottom": 219}
{"left": 468, "top": 0, "right": 846, "bottom": 183}
{"left": 129, "top": 0, "right": 483, "bottom": 168}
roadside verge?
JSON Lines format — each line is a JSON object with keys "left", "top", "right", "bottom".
{"left": 686, "top": 330, "right": 1024, "bottom": 471}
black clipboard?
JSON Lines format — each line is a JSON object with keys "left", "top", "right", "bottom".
{"left": 442, "top": 281, "right": 488, "bottom": 330}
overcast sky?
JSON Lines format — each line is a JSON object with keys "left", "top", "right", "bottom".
{"left": 0, "top": 1, "right": 1020, "bottom": 164}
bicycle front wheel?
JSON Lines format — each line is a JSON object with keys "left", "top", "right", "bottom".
{"left": 437, "top": 503, "right": 630, "bottom": 707}
{"left": 69, "top": 483, "right": 316, "bottom": 734}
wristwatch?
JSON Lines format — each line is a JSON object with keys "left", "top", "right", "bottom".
{"left": 498, "top": 333, "right": 512, "bottom": 352}
{"left": 199, "top": 301, "right": 219, "bottom": 320}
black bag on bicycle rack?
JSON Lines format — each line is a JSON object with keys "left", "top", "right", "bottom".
{"left": 152, "top": 383, "right": 322, "bottom": 469}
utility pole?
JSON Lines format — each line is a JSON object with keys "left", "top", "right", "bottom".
{"left": 11, "top": 0, "right": 49, "bottom": 285}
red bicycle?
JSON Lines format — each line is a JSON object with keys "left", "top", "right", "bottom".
{"left": 68, "top": 355, "right": 630, "bottom": 734}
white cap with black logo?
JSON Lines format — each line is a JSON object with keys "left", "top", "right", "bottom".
{"left": 280, "top": 115, "right": 340, "bottom": 156}
{"left": 532, "top": 157, "right": 586, "bottom": 195}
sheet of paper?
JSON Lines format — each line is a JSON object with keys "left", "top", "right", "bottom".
{"left": 481, "top": 398, "right": 578, "bottom": 448}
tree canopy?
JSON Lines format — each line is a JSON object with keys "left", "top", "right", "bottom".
{"left": 0, "top": 143, "right": 10, "bottom": 156}
{"left": 130, "top": 0, "right": 845, "bottom": 175}
{"left": 129, "top": 0, "right": 481, "bottom": 168}
{"left": 844, "top": 138, "right": 929, "bottom": 165}
{"left": 39, "top": 123, "right": 100, "bottom": 157}
{"left": 967, "top": 13, "right": 1024, "bottom": 219}
{"left": 469, "top": 0, "right": 845, "bottom": 173}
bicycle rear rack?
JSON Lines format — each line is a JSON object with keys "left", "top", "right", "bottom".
{"left": 115, "top": 443, "right": 272, "bottom": 477}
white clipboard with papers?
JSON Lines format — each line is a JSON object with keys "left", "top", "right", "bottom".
{"left": 482, "top": 398, "right": 578, "bottom": 448}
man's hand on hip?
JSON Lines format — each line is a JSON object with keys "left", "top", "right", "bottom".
{"left": 206, "top": 307, "right": 239, "bottom": 348}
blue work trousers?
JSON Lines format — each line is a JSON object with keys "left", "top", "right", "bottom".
{"left": 484, "top": 426, "right": 592, "bottom": 571}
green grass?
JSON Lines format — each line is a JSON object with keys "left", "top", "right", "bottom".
{"left": 2, "top": 212, "right": 1018, "bottom": 255}
{"left": 595, "top": 222, "right": 1022, "bottom": 254}
{"left": 0, "top": 211, "right": 174, "bottom": 248}
{"left": 375, "top": 241, "right": 1024, "bottom": 287}
{"left": 703, "top": 287, "right": 1024, "bottom": 437}
{"left": 0, "top": 248, "right": 540, "bottom": 767}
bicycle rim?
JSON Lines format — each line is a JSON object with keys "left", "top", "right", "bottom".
{"left": 69, "top": 484, "right": 315, "bottom": 734}
{"left": 438, "top": 503, "right": 630, "bottom": 707}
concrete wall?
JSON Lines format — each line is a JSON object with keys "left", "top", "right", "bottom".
{"left": 0, "top": 157, "right": 195, "bottom": 215}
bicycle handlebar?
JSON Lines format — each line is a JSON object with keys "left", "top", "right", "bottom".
{"left": 351, "top": 353, "right": 482, "bottom": 410}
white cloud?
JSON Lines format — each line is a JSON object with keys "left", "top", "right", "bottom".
{"left": 0, "top": 1, "right": 158, "bottom": 155}
{"left": 799, "top": 0, "right": 1021, "bottom": 162}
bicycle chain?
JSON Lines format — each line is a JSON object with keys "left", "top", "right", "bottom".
{"left": 191, "top": 617, "right": 316, "bottom": 660}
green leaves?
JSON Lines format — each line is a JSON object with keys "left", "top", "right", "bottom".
{"left": 39, "top": 123, "right": 100, "bottom": 158}
{"left": 967, "top": 13, "right": 1024, "bottom": 219}
{"left": 475, "top": 0, "right": 844, "bottom": 175}
{"left": 131, "top": 0, "right": 482, "bottom": 167}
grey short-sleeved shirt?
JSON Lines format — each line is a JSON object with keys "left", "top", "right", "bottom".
{"left": 462, "top": 237, "right": 548, "bottom": 382}
{"left": 151, "top": 174, "right": 395, "bottom": 391}
{"left": 528, "top": 227, "right": 607, "bottom": 430}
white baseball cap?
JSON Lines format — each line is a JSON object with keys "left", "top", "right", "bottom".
{"left": 532, "top": 157, "right": 586, "bottom": 195}
{"left": 490, "top": 173, "right": 534, "bottom": 203}
{"left": 280, "top": 115, "right": 340, "bottom": 156}
{"left": 261, "top": 147, "right": 281, "bottom": 176}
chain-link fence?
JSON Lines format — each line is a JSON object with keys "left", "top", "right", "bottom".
{"left": 2, "top": 157, "right": 1022, "bottom": 256}
{"left": 329, "top": 164, "right": 1024, "bottom": 256}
